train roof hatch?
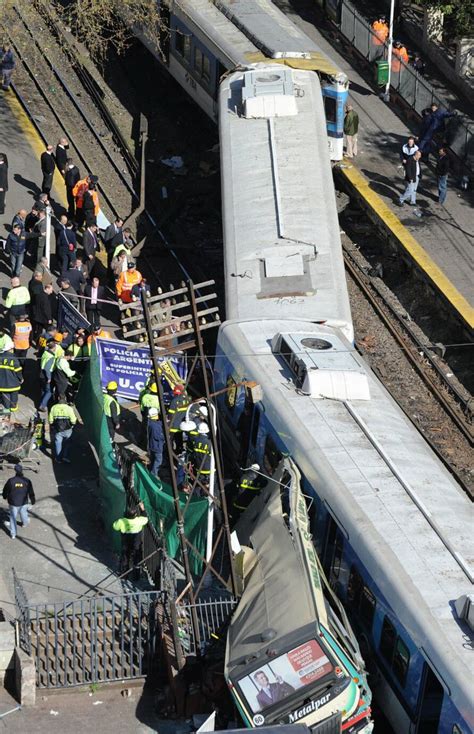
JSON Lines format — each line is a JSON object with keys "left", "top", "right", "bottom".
{"left": 242, "top": 68, "right": 298, "bottom": 118}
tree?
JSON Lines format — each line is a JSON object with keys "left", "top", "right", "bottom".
{"left": 413, "top": 0, "right": 474, "bottom": 39}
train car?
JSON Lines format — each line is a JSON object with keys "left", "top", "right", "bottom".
{"left": 219, "top": 66, "right": 352, "bottom": 338}
{"left": 226, "top": 459, "right": 373, "bottom": 733}
{"left": 214, "top": 319, "right": 473, "bottom": 734}
{"left": 129, "top": 0, "right": 348, "bottom": 158}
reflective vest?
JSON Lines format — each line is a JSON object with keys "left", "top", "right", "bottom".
{"left": 233, "top": 471, "right": 266, "bottom": 512}
{"left": 67, "top": 342, "right": 91, "bottom": 362}
{"left": 139, "top": 390, "right": 159, "bottom": 415}
{"left": 13, "top": 321, "right": 32, "bottom": 351}
{"left": 87, "top": 329, "right": 112, "bottom": 345}
{"left": 49, "top": 402, "right": 77, "bottom": 431}
{"left": 0, "top": 355, "right": 22, "bottom": 392}
{"left": 112, "top": 243, "right": 132, "bottom": 259}
{"left": 5, "top": 286, "right": 30, "bottom": 309}
{"left": 104, "top": 393, "right": 120, "bottom": 418}
{"left": 116, "top": 269, "right": 142, "bottom": 303}
{"left": 372, "top": 20, "right": 388, "bottom": 45}
{"left": 72, "top": 177, "right": 89, "bottom": 208}
{"left": 112, "top": 515, "right": 148, "bottom": 534}
{"left": 192, "top": 436, "right": 213, "bottom": 475}
{"left": 40, "top": 349, "right": 58, "bottom": 377}
{"left": 168, "top": 394, "right": 190, "bottom": 432}
{"left": 392, "top": 47, "right": 408, "bottom": 72}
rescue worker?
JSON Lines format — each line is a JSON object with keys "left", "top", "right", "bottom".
{"left": 167, "top": 384, "right": 190, "bottom": 453}
{"left": 190, "top": 422, "right": 213, "bottom": 490}
{"left": 82, "top": 177, "right": 100, "bottom": 227}
{"left": 52, "top": 353, "right": 77, "bottom": 401}
{"left": 392, "top": 41, "right": 408, "bottom": 73}
{"left": 139, "top": 381, "right": 160, "bottom": 446}
{"left": 12, "top": 314, "right": 32, "bottom": 368}
{"left": 104, "top": 381, "right": 121, "bottom": 440}
{"left": 71, "top": 174, "right": 90, "bottom": 227}
{"left": 66, "top": 334, "right": 90, "bottom": 375}
{"left": 39, "top": 339, "right": 60, "bottom": 412}
{"left": 147, "top": 407, "right": 165, "bottom": 478}
{"left": 5, "top": 277, "right": 30, "bottom": 333}
{"left": 0, "top": 327, "right": 14, "bottom": 353}
{"left": 116, "top": 261, "right": 142, "bottom": 304}
{"left": 371, "top": 16, "right": 388, "bottom": 47}
{"left": 112, "top": 502, "right": 148, "bottom": 579}
{"left": 87, "top": 325, "right": 112, "bottom": 347}
{"left": 232, "top": 465, "right": 268, "bottom": 518}
{"left": 49, "top": 395, "right": 77, "bottom": 463}
{"left": 0, "top": 350, "right": 22, "bottom": 414}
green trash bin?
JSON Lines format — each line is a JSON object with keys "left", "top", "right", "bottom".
{"left": 376, "top": 60, "right": 389, "bottom": 86}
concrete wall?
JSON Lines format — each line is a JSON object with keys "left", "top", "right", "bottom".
{"left": 0, "top": 620, "right": 15, "bottom": 684}
{"left": 14, "top": 647, "right": 36, "bottom": 706}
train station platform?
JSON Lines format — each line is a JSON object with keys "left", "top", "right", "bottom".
{"left": 276, "top": 3, "right": 474, "bottom": 330}
{"left": 0, "top": 91, "right": 123, "bottom": 618}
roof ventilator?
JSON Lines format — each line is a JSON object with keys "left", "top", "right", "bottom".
{"left": 454, "top": 594, "right": 474, "bottom": 631}
{"left": 242, "top": 68, "right": 298, "bottom": 119}
{"left": 271, "top": 332, "right": 370, "bottom": 401}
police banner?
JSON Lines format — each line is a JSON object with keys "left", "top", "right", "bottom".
{"left": 95, "top": 337, "right": 187, "bottom": 400}
{"left": 57, "top": 292, "right": 90, "bottom": 333}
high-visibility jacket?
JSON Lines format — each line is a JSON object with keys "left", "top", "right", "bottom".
{"left": 168, "top": 394, "right": 190, "bottom": 432}
{"left": 104, "top": 393, "right": 120, "bottom": 428}
{"left": 67, "top": 342, "right": 91, "bottom": 362}
{"left": 53, "top": 357, "right": 76, "bottom": 394}
{"left": 87, "top": 329, "right": 112, "bottom": 345}
{"left": 392, "top": 46, "right": 408, "bottom": 72}
{"left": 49, "top": 402, "right": 77, "bottom": 431}
{"left": 371, "top": 20, "right": 388, "bottom": 45}
{"left": 0, "top": 354, "right": 22, "bottom": 392}
{"left": 192, "top": 435, "right": 213, "bottom": 475}
{"left": 13, "top": 321, "right": 32, "bottom": 351}
{"left": 40, "top": 349, "right": 59, "bottom": 378}
{"left": 139, "top": 389, "right": 160, "bottom": 416}
{"left": 112, "top": 243, "right": 132, "bottom": 259}
{"left": 113, "top": 515, "right": 148, "bottom": 534}
{"left": 116, "top": 269, "right": 142, "bottom": 304}
{"left": 72, "top": 177, "right": 89, "bottom": 208}
{"left": 5, "top": 286, "right": 30, "bottom": 309}
{"left": 0, "top": 334, "right": 14, "bottom": 352}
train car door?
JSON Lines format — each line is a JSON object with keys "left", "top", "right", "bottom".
{"left": 413, "top": 663, "right": 444, "bottom": 733}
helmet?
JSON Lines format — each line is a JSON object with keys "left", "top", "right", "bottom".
{"left": 107, "top": 381, "right": 118, "bottom": 391}
{"left": 149, "top": 382, "right": 158, "bottom": 394}
{"left": 198, "top": 405, "right": 208, "bottom": 418}
{"left": 198, "top": 422, "right": 209, "bottom": 435}
{"left": 173, "top": 384, "right": 185, "bottom": 395}
{"left": 148, "top": 407, "right": 159, "bottom": 419}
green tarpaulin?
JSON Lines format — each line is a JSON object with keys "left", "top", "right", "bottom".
{"left": 75, "top": 344, "right": 126, "bottom": 552}
{"left": 133, "top": 462, "right": 208, "bottom": 575}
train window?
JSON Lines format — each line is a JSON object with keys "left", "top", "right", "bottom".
{"left": 380, "top": 616, "right": 396, "bottom": 664}
{"left": 194, "top": 47, "right": 203, "bottom": 76}
{"left": 175, "top": 31, "right": 191, "bottom": 62}
{"left": 263, "top": 435, "right": 282, "bottom": 476}
{"left": 332, "top": 534, "right": 343, "bottom": 578}
{"left": 250, "top": 407, "right": 260, "bottom": 447}
{"left": 324, "top": 96, "right": 337, "bottom": 123}
{"left": 347, "top": 566, "right": 362, "bottom": 606}
{"left": 202, "top": 54, "right": 211, "bottom": 83}
{"left": 393, "top": 637, "right": 410, "bottom": 687}
{"left": 359, "top": 586, "right": 376, "bottom": 630}
{"left": 183, "top": 35, "right": 191, "bottom": 63}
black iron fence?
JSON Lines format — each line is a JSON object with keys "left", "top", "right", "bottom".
{"left": 175, "top": 597, "right": 238, "bottom": 657}
{"left": 337, "top": 0, "right": 473, "bottom": 171}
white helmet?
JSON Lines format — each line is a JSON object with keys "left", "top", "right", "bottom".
{"left": 198, "top": 405, "right": 208, "bottom": 418}
{"left": 197, "top": 422, "right": 209, "bottom": 435}
{"left": 148, "top": 407, "right": 159, "bottom": 419}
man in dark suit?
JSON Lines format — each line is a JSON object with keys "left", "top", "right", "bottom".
{"left": 103, "top": 217, "right": 123, "bottom": 267}
{"left": 56, "top": 218, "right": 77, "bottom": 274}
{"left": 55, "top": 137, "right": 69, "bottom": 175}
{"left": 254, "top": 671, "right": 295, "bottom": 710}
{"left": 64, "top": 159, "right": 80, "bottom": 219}
{"left": 84, "top": 276, "right": 105, "bottom": 329}
{"left": 41, "top": 145, "right": 55, "bottom": 195}
{"left": 82, "top": 224, "right": 99, "bottom": 277}
{"left": 63, "top": 258, "right": 86, "bottom": 294}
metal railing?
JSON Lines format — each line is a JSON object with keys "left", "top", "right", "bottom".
{"left": 176, "top": 597, "right": 238, "bottom": 657}
{"left": 13, "top": 568, "right": 32, "bottom": 654}
{"left": 337, "top": 0, "right": 473, "bottom": 171}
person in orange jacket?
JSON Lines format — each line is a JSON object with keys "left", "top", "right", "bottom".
{"left": 392, "top": 41, "right": 409, "bottom": 73}
{"left": 72, "top": 174, "right": 91, "bottom": 227}
{"left": 82, "top": 177, "right": 100, "bottom": 227}
{"left": 371, "top": 16, "right": 389, "bottom": 46}
{"left": 116, "top": 261, "right": 142, "bottom": 304}
{"left": 12, "top": 314, "right": 32, "bottom": 367}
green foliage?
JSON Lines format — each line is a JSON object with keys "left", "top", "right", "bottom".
{"left": 413, "top": 0, "right": 474, "bottom": 37}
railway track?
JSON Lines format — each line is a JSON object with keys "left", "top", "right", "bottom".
{"left": 344, "top": 242, "right": 473, "bottom": 497}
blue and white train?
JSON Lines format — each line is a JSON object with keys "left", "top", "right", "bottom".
{"left": 131, "top": 0, "right": 349, "bottom": 159}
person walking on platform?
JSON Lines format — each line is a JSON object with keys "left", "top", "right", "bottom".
{"left": 168, "top": 384, "right": 190, "bottom": 453}
{"left": 436, "top": 147, "right": 450, "bottom": 205}
{"left": 418, "top": 103, "right": 455, "bottom": 155}
{"left": 344, "top": 104, "right": 359, "bottom": 159}
{"left": 55, "top": 138, "right": 69, "bottom": 176}
{"left": 31, "top": 284, "right": 53, "bottom": 341}
{"left": 84, "top": 276, "right": 104, "bottom": 329}
{"left": 82, "top": 223, "right": 99, "bottom": 277}
{"left": 147, "top": 407, "right": 165, "bottom": 478}
{"left": 0, "top": 152, "right": 8, "bottom": 215}
{"left": 400, "top": 136, "right": 419, "bottom": 169}
{"left": 49, "top": 395, "right": 77, "bottom": 463}
{"left": 39, "top": 340, "right": 60, "bottom": 412}
{"left": 6, "top": 224, "right": 27, "bottom": 277}
{"left": 399, "top": 150, "right": 422, "bottom": 208}
{"left": 2, "top": 465, "right": 35, "bottom": 540}
{"left": 104, "top": 381, "right": 121, "bottom": 441}
{"left": 116, "top": 261, "right": 142, "bottom": 304}
{"left": 57, "top": 219, "right": 77, "bottom": 274}
{"left": 82, "top": 177, "right": 100, "bottom": 227}
{"left": 64, "top": 159, "right": 80, "bottom": 219}
{"left": 59, "top": 278, "right": 80, "bottom": 310}
{"left": 12, "top": 314, "right": 32, "bottom": 368}
{"left": 72, "top": 174, "right": 90, "bottom": 227}
{"left": 33, "top": 208, "right": 47, "bottom": 265}
{"left": 40, "top": 145, "right": 56, "bottom": 196}
{"left": 0, "top": 44, "right": 15, "bottom": 90}
{"left": 112, "top": 503, "right": 148, "bottom": 579}
{"left": 0, "top": 350, "right": 22, "bottom": 414}
{"left": 12, "top": 209, "right": 27, "bottom": 231}
{"left": 5, "top": 277, "right": 30, "bottom": 333}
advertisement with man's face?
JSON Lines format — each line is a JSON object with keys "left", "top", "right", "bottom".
{"left": 237, "top": 640, "right": 333, "bottom": 713}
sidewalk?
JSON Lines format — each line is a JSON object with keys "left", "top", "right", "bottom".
{"left": 275, "top": 0, "right": 474, "bottom": 308}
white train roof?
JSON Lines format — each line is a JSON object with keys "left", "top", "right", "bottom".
{"left": 219, "top": 67, "right": 353, "bottom": 340}
{"left": 217, "top": 319, "right": 474, "bottom": 721}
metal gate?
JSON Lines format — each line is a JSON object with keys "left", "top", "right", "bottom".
{"left": 14, "top": 573, "right": 164, "bottom": 689}
{"left": 175, "top": 597, "right": 238, "bottom": 657}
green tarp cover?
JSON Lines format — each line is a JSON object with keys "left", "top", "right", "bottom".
{"left": 133, "top": 462, "right": 208, "bottom": 575}
{"left": 75, "top": 344, "right": 126, "bottom": 552}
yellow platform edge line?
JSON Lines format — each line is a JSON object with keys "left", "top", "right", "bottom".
{"left": 5, "top": 89, "right": 68, "bottom": 208}
{"left": 340, "top": 163, "right": 474, "bottom": 329}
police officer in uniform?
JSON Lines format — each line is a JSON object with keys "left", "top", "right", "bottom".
{"left": 2, "top": 464, "right": 35, "bottom": 539}
{"left": 0, "top": 350, "right": 22, "bottom": 414}
{"left": 112, "top": 502, "right": 148, "bottom": 579}
{"left": 167, "top": 384, "right": 190, "bottom": 453}
{"left": 104, "top": 381, "right": 121, "bottom": 440}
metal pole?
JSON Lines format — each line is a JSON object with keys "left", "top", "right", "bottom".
{"left": 45, "top": 206, "right": 52, "bottom": 267}
{"left": 188, "top": 283, "right": 238, "bottom": 596}
{"left": 140, "top": 290, "right": 201, "bottom": 648}
{"left": 206, "top": 403, "right": 217, "bottom": 563}
{"left": 383, "top": 0, "right": 396, "bottom": 102}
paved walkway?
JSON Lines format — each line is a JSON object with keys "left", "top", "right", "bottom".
{"left": 275, "top": 0, "right": 474, "bottom": 309}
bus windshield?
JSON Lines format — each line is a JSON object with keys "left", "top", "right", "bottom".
{"left": 237, "top": 639, "right": 333, "bottom": 713}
